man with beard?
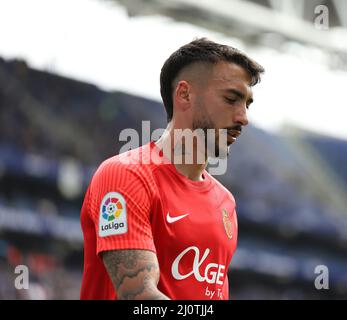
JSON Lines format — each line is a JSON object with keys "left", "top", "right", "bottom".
{"left": 80, "top": 38, "right": 264, "bottom": 300}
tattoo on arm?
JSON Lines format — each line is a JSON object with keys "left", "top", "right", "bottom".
{"left": 102, "top": 249, "right": 170, "bottom": 300}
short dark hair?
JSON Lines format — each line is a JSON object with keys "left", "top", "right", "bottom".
{"left": 160, "top": 37, "right": 265, "bottom": 122}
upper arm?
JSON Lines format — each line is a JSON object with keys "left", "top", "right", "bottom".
{"left": 102, "top": 249, "right": 170, "bottom": 300}
{"left": 88, "top": 161, "right": 156, "bottom": 255}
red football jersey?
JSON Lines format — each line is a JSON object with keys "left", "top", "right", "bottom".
{"left": 80, "top": 142, "right": 238, "bottom": 300}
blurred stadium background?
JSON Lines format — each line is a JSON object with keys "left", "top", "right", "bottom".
{"left": 1, "top": 0, "right": 347, "bottom": 299}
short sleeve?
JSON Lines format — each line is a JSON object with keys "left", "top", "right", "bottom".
{"left": 87, "top": 159, "right": 156, "bottom": 255}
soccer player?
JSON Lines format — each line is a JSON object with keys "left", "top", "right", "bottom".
{"left": 80, "top": 38, "right": 264, "bottom": 300}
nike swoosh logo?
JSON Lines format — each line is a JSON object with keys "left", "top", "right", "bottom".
{"left": 166, "top": 212, "right": 189, "bottom": 223}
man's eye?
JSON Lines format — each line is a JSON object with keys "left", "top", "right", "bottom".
{"left": 225, "top": 97, "right": 237, "bottom": 104}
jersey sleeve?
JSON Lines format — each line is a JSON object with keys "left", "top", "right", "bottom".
{"left": 87, "top": 159, "right": 156, "bottom": 255}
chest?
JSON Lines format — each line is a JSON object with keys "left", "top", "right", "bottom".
{"left": 150, "top": 177, "right": 238, "bottom": 261}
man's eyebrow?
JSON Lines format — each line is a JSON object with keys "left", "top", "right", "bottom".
{"left": 224, "top": 88, "right": 253, "bottom": 104}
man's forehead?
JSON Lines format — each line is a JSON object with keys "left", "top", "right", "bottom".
{"left": 213, "top": 77, "right": 253, "bottom": 94}
{"left": 210, "top": 62, "right": 253, "bottom": 96}
{"left": 211, "top": 61, "right": 252, "bottom": 83}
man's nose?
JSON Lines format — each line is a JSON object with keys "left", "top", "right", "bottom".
{"left": 233, "top": 106, "right": 249, "bottom": 126}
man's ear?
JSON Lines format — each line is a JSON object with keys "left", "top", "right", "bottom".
{"left": 174, "top": 80, "right": 191, "bottom": 111}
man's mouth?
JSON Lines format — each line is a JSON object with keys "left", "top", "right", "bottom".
{"left": 227, "top": 130, "right": 241, "bottom": 144}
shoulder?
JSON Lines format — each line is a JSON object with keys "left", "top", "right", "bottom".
{"left": 86, "top": 144, "right": 159, "bottom": 218}
{"left": 91, "top": 143, "right": 159, "bottom": 191}
{"left": 207, "top": 172, "right": 236, "bottom": 203}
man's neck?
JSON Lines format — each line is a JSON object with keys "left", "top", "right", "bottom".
{"left": 155, "top": 123, "right": 208, "bottom": 182}
{"left": 173, "top": 163, "right": 207, "bottom": 181}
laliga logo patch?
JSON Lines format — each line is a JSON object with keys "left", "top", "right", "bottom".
{"left": 99, "top": 192, "right": 127, "bottom": 237}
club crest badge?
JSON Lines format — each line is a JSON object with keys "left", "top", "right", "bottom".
{"left": 222, "top": 208, "right": 233, "bottom": 239}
